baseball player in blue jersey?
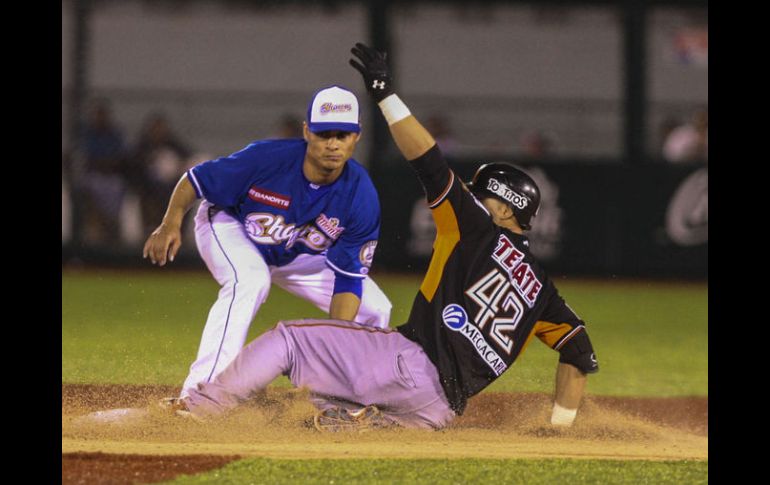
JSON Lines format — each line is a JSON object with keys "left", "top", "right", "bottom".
{"left": 143, "top": 85, "right": 392, "bottom": 400}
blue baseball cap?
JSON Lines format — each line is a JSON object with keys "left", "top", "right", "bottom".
{"left": 306, "top": 85, "right": 361, "bottom": 134}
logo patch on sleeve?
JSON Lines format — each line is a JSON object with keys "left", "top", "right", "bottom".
{"left": 359, "top": 240, "right": 378, "bottom": 268}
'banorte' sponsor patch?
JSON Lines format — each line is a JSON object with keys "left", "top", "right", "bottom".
{"left": 248, "top": 186, "right": 291, "bottom": 209}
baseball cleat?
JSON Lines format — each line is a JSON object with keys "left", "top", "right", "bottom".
{"left": 157, "top": 397, "right": 205, "bottom": 423}
{"left": 313, "top": 405, "right": 393, "bottom": 433}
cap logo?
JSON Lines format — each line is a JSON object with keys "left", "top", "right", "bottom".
{"left": 487, "top": 178, "right": 528, "bottom": 209}
{"left": 307, "top": 86, "right": 361, "bottom": 133}
{"left": 319, "top": 102, "right": 353, "bottom": 114}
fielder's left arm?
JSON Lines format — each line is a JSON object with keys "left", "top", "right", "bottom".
{"left": 329, "top": 292, "right": 361, "bottom": 321}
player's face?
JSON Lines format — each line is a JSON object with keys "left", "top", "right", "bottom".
{"left": 303, "top": 124, "right": 361, "bottom": 179}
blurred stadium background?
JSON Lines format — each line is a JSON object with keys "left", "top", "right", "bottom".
{"left": 61, "top": 0, "right": 707, "bottom": 279}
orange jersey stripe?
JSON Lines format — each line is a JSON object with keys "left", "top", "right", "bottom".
{"left": 533, "top": 321, "right": 577, "bottom": 348}
{"left": 420, "top": 201, "right": 460, "bottom": 302}
{"left": 516, "top": 321, "right": 575, "bottom": 359}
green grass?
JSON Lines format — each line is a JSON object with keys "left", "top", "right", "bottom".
{"left": 491, "top": 277, "right": 708, "bottom": 397}
{"left": 62, "top": 270, "right": 707, "bottom": 397}
{"left": 63, "top": 270, "right": 708, "bottom": 483}
{"left": 160, "top": 458, "right": 707, "bottom": 484}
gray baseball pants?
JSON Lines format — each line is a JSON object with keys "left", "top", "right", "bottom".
{"left": 184, "top": 319, "right": 455, "bottom": 429}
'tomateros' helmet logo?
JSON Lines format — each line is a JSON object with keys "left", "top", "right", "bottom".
{"left": 486, "top": 178, "right": 528, "bottom": 209}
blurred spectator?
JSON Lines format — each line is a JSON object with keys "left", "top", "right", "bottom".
{"left": 662, "top": 109, "right": 708, "bottom": 163}
{"left": 657, "top": 116, "right": 681, "bottom": 156}
{"left": 274, "top": 113, "right": 303, "bottom": 138}
{"left": 425, "top": 114, "right": 459, "bottom": 155}
{"left": 62, "top": 152, "right": 72, "bottom": 245}
{"left": 129, "top": 112, "right": 192, "bottom": 236}
{"left": 518, "top": 130, "right": 554, "bottom": 160}
{"left": 77, "top": 99, "right": 128, "bottom": 245}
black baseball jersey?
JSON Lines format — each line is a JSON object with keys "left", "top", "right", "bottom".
{"left": 396, "top": 145, "right": 590, "bottom": 415}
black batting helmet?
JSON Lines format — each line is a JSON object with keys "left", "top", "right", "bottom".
{"left": 467, "top": 163, "right": 541, "bottom": 230}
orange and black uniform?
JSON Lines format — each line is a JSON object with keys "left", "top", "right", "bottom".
{"left": 396, "top": 145, "right": 598, "bottom": 415}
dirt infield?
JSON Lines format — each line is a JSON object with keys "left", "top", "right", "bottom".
{"left": 62, "top": 384, "right": 708, "bottom": 484}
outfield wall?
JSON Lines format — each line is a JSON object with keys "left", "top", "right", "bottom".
{"left": 62, "top": 161, "right": 707, "bottom": 279}
{"left": 372, "top": 160, "right": 707, "bottom": 278}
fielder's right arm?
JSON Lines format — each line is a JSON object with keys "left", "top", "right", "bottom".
{"left": 143, "top": 174, "right": 197, "bottom": 266}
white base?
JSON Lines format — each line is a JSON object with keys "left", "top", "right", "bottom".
{"left": 73, "top": 407, "right": 150, "bottom": 426}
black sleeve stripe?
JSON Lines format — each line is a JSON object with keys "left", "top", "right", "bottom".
{"left": 428, "top": 170, "right": 455, "bottom": 209}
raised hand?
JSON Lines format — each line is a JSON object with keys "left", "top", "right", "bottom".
{"left": 350, "top": 42, "right": 394, "bottom": 102}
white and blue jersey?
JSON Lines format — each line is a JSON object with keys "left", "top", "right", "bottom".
{"left": 186, "top": 139, "right": 381, "bottom": 296}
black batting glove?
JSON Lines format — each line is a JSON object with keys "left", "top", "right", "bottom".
{"left": 350, "top": 42, "right": 394, "bottom": 102}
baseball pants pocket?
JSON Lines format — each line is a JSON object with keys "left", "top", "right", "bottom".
{"left": 350, "top": 356, "right": 413, "bottom": 406}
{"left": 395, "top": 353, "right": 417, "bottom": 389}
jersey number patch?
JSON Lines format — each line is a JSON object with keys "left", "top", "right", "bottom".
{"left": 465, "top": 268, "right": 526, "bottom": 354}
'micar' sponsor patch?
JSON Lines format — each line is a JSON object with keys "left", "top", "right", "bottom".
{"left": 442, "top": 304, "right": 508, "bottom": 376}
